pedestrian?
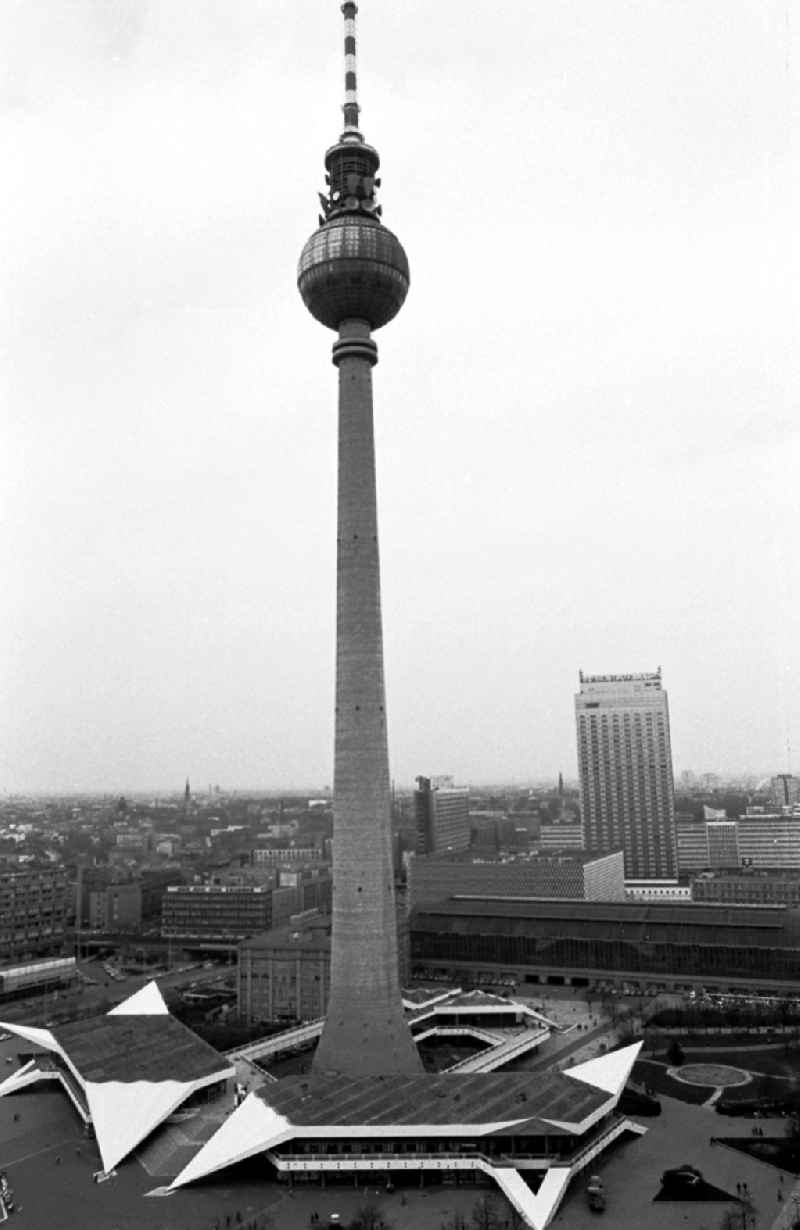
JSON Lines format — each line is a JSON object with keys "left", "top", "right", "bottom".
{"left": 736, "top": 1183, "right": 741, "bottom": 1196}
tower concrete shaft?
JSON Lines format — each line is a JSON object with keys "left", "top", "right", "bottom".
{"left": 312, "top": 319, "right": 421, "bottom": 1076}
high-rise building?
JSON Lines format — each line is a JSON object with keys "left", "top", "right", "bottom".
{"left": 575, "top": 668, "right": 677, "bottom": 879}
{"left": 771, "top": 775, "right": 800, "bottom": 807}
{"left": 296, "top": 0, "right": 420, "bottom": 1077}
{"left": 414, "top": 776, "right": 470, "bottom": 854}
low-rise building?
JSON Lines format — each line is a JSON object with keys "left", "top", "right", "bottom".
{"left": 0, "top": 867, "right": 70, "bottom": 963}
{"left": 538, "top": 822, "right": 584, "bottom": 850}
{"left": 238, "top": 889, "right": 408, "bottom": 1024}
{"left": 691, "top": 869, "right": 800, "bottom": 906}
{"left": 162, "top": 885, "right": 271, "bottom": 943}
{"left": 411, "top": 898, "right": 800, "bottom": 992}
{"left": 88, "top": 882, "right": 142, "bottom": 931}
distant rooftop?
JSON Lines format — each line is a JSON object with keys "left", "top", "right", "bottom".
{"left": 240, "top": 919, "right": 332, "bottom": 952}
{"left": 578, "top": 668, "right": 662, "bottom": 686}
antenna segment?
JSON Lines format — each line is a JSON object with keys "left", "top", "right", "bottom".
{"left": 342, "top": 2, "right": 361, "bottom": 138}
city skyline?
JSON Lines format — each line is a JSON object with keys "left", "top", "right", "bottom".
{"left": 3, "top": 1, "right": 798, "bottom": 793}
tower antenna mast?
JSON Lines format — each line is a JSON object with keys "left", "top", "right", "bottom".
{"left": 341, "top": 1, "right": 362, "bottom": 138}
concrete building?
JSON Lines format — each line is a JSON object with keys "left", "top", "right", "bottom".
{"left": 408, "top": 849, "right": 625, "bottom": 910}
{"left": 88, "top": 882, "right": 142, "bottom": 931}
{"left": 691, "top": 869, "right": 800, "bottom": 906}
{"left": 238, "top": 917, "right": 331, "bottom": 1023}
{"left": 624, "top": 880, "right": 691, "bottom": 902}
{"left": 538, "top": 822, "right": 584, "bottom": 850}
{"left": 414, "top": 776, "right": 470, "bottom": 855}
{"left": 0, "top": 956, "right": 77, "bottom": 1004}
{"left": 237, "top": 893, "right": 411, "bottom": 1025}
{"left": 737, "top": 812, "right": 800, "bottom": 868}
{"left": 706, "top": 820, "right": 739, "bottom": 867}
{"left": 411, "top": 898, "right": 800, "bottom": 993}
{"left": 575, "top": 668, "right": 677, "bottom": 879}
{"left": 253, "top": 847, "right": 320, "bottom": 863}
{"left": 0, "top": 867, "right": 69, "bottom": 963}
{"left": 771, "top": 774, "right": 800, "bottom": 807}
{"left": 676, "top": 818, "right": 710, "bottom": 871}
{"left": 161, "top": 885, "right": 271, "bottom": 943}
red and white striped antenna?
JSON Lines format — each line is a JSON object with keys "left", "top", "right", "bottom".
{"left": 341, "top": 1, "right": 362, "bottom": 139}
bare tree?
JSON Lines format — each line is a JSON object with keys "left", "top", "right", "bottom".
{"left": 470, "top": 1194, "right": 503, "bottom": 1230}
{"left": 439, "top": 1214, "right": 469, "bottom": 1230}
{"left": 348, "top": 1202, "right": 393, "bottom": 1230}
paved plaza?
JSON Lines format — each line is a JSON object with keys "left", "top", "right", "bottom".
{"left": 554, "top": 1095, "right": 797, "bottom": 1230}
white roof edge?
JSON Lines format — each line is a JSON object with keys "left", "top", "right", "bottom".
{"left": 490, "top": 1164, "right": 571, "bottom": 1230}
{"left": 108, "top": 981, "right": 169, "bottom": 1015}
{"left": 170, "top": 1094, "right": 294, "bottom": 1188}
{"left": 0, "top": 1021, "right": 58, "bottom": 1051}
{"left": 87, "top": 1074, "right": 218, "bottom": 1173}
{"left": 563, "top": 1040, "right": 643, "bottom": 1096}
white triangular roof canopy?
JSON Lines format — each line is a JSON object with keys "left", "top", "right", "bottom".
{"left": 0, "top": 1021, "right": 58, "bottom": 1052}
{"left": 108, "top": 981, "right": 168, "bottom": 1015}
{"left": 492, "top": 1165, "right": 571, "bottom": 1230}
{"left": 170, "top": 1093, "right": 293, "bottom": 1189}
{"left": 85, "top": 1078, "right": 190, "bottom": 1173}
{"left": 564, "top": 1040, "right": 643, "bottom": 1097}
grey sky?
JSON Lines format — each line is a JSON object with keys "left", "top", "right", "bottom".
{"left": 2, "top": 1, "right": 798, "bottom": 793}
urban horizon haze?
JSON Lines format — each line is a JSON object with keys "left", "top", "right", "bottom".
{"left": 2, "top": 1, "right": 798, "bottom": 794}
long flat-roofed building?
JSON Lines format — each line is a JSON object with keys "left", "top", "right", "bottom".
{"left": 691, "top": 869, "right": 800, "bottom": 906}
{"left": 411, "top": 897, "right": 800, "bottom": 993}
{"left": 677, "top": 812, "right": 800, "bottom": 873}
{"left": 161, "top": 884, "right": 272, "bottom": 942}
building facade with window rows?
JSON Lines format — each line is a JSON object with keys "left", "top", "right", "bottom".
{"left": 410, "top": 898, "right": 800, "bottom": 991}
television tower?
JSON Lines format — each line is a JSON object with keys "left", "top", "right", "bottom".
{"left": 298, "top": 2, "right": 421, "bottom": 1075}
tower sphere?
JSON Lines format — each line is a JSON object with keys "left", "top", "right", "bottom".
{"left": 297, "top": 215, "right": 409, "bottom": 332}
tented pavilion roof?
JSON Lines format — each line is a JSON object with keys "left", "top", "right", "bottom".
{"left": 0, "top": 981, "right": 234, "bottom": 1174}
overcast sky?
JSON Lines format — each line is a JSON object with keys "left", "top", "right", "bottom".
{"left": 2, "top": 1, "right": 798, "bottom": 794}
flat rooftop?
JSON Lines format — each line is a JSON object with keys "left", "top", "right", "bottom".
{"left": 414, "top": 897, "right": 798, "bottom": 938}
{"left": 257, "top": 1069, "right": 606, "bottom": 1133}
